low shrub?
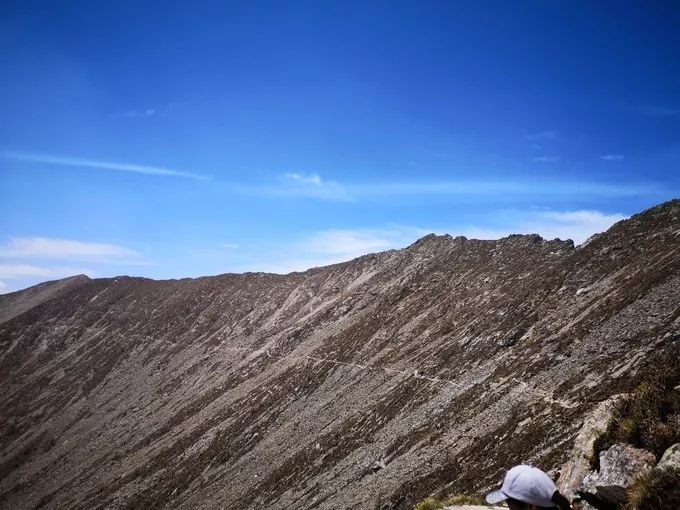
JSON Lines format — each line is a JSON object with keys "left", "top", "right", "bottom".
{"left": 625, "top": 466, "right": 680, "bottom": 509}
{"left": 592, "top": 343, "right": 680, "bottom": 467}
{"left": 414, "top": 497, "right": 442, "bottom": 510}
{"left": 414, "top": 494, "right": 484, "bottom": 510}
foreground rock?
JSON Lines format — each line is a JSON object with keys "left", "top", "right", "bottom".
{"left": 657, "top": 443, "right": 680, "bottom": 471}
{"left": 443, "top": 506, "right": 504, "bottom": 510}
{"left": 578, "top": 443, "right": 656, "bottom": 508}
{"left": 558, "top": 395, "right": 626, "bottom": 500}
{"left": 1, "top": 200, "right": 679, "bottom": 509}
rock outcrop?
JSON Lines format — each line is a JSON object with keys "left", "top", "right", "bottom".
{"left": 578, "top": 444, "right": 656, "bottom": 509}
{"left": 1, "top": 199, "right": 679, "bottom": 509}
{"left": 558, "top": 394, "right": 627, "bottom": 500}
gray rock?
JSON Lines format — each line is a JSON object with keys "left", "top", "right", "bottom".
{"left": 578, "top": 443, "right": 656, "bottom": 508}
{"left": 558, "top": 395, "right": 627, "bottom": 499}
{"left": 371, "top": 458, "right": 387, "bottom": 473}
{"left": 657, "top": 443, "right": 680, "bottom": 470}
{"left": 570, "top": 499, "right": 600, "bottom": 510}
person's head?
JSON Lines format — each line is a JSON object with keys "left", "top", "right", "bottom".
{"left": 485, "top": 465, "right": 572, "bottom": 510}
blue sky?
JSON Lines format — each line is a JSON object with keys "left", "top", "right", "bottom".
{"left": 1, "top": 1, "right": 679, "bottom": 293}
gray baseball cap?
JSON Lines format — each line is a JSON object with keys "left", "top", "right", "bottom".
{"left": 486, "top": 465, "right": 557, "bottom": 507}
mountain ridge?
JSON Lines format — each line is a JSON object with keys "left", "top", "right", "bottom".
{"left": 0, "top": 199, "right": 678, "bottom": 509}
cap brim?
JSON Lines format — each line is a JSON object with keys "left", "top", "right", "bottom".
{"left": 485, "top": 490, "right": 508, "bottom": 505}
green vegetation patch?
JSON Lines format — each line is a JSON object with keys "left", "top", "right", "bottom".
{"left": 625, "top": 466, "right": 680, "bottom": 510}
{"left": 414, "top": 494, "right": 484, "bottom": 510}
{"left": 592, "top": 342, "right": 680, "bottom": 467}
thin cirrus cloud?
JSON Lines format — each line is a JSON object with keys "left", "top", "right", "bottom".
{"left": 284, "top": 172, "right": 322, "bottom": 185}
{"left": 0, "top": 237, "right": 148, "bottom": 265}
{"left": 532, "top": 156, "right": 560, "bottom": 163}
{"left": 1, "top": 151, "right": 210, "bottom": 181}
{"left": 252, "top": 175, "right": 657, "bottom": 202}
{"left": 601, "top": 154, "right": 624, "bottom": 161}
{"left": 245, "top": 173, "right": 353, "bottom": 201}
{"left": 351, "top": 180, "right": 656, "bottom": 198}
{"left": 116, "top": 108, "right": 157, "bottom": 118}
{"left": 525, "top": 131, "right": 558, "bottom": 141}
{"left": 256, "top": 173, "right": 660, "bottom": 202}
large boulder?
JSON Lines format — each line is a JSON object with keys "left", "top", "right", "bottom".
{"left": 558, "top": 395, "right": 626, "bottom": 499}
{"left": 620, "top": 442, "right": 680, "bottom": 509}
{"left": 577, "top": 443, "right": 656, "bottom": 509}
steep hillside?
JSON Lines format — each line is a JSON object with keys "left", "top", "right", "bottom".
{"left": 1, "top": 200, "right": 679, "bottom": 509}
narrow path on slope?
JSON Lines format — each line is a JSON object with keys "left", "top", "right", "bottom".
{"left": 115, "top": 331, "right": 577, "bottom": 409}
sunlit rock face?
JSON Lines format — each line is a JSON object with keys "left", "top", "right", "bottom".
{"left": 1, "top": 199, "right": 678, "bottom": 510}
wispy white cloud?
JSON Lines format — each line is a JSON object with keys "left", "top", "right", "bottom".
{"left": 0, "top": 280, "right": 7, "bottom": 292}
{"left": 532, "top": 156, "right": 560, "bottom": 163}
{"left": 437, "top": 210, "right": 625, "bottom": 245}
{"left": 284, "top": 172, "right": 322, "bottom": 185}
{"left": 116, "top": 108, "right": 157, "bottom": 118}
{"left": 0, "top": 264, "right": 95, "bottom": 280}
{"left": 303, "top": 229, "right": 397, "bottom": 257}
{"left": 601, "top": 154, "right": 624, "bottom": 161}
{"left": 530, "top": 143, "right": 543, "bottom": 150}
{"left": 241, "top": 227, "right": 420, "bottom": 274}
{"left": 219, "top": 243, "right": 240, "bottom": 250}
{"left": 412, "top": 210, "right": 626, "bottom": 245}
{"left": 249, "top": 177, "right": 659, "bottom": 202}
{"left": 0, "top": 237, "right": 150, "bottom": 293}
{"left": 1, "top": 151, "right": 210, "bottom": 180}
{"left": 352, "top": 180, "right": 652, "bottom": 197}
{"left": 248, "top": 173, "right": 353, "bottom": 201}
{"left": 0, "top": 237, "right": 147, "bottom": 264}
{"left": 509, "top": 210, "right": 626, "bottom": 244}
{"left": 233, "top": 209, "right": 626, "bottom": 274}
{"left": 525, "top": 131, "right": 558, "bottom": 141}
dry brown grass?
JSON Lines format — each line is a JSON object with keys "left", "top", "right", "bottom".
{"left": 625, "top": 467, "right": 680, "bottom": 510}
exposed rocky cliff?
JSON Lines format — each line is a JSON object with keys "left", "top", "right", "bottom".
{"left": 1, "top": 200, "right": 679, "bottom": 510}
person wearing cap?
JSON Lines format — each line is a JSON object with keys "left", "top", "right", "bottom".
{"left": 486, "top": 465, "right": 572, "bottom": 510}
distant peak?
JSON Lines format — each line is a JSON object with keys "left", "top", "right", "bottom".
{"left": 70, "top": 274, "right": 92, "bottom": 281}
{"left": 496, "top": 234, "right": 575, "bottom": 252}
{"left": 500, "top": 233, "right": 545, "bottom": 243}
{"left": 406, "top": 232, "right": 569, "bottom": 253}
{"left": 407, "top": 233, "right": 452, "bottom": 249}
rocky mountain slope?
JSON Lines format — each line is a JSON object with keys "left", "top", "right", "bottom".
{"left": 1, "top": 200, "right": 679, "bottom": 510}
